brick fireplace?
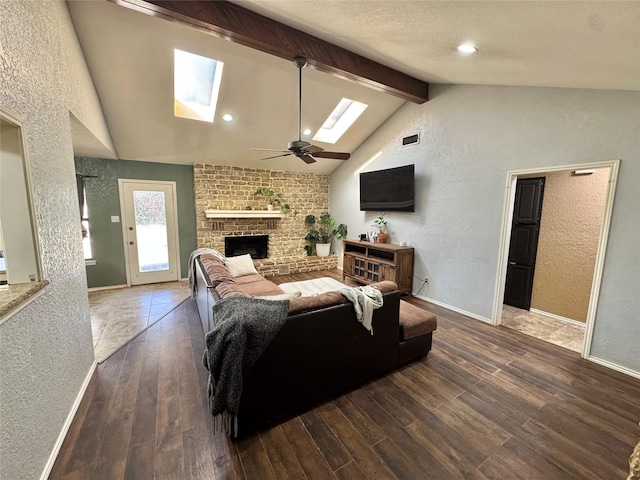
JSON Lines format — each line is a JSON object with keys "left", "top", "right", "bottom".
{"left": 194, "top": 164, "right": 338, "bottom": 276}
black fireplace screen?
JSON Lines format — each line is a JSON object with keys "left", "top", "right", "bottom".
{"left": 224, "top": 235, "right": 268, "bottom": 259}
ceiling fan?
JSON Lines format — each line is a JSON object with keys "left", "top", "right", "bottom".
{"left": 251, "top": 57, "right": 351, "bottom": 164}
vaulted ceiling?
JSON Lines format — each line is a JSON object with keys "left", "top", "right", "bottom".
{"left": 68, "top": 1, "right": 640, "bottom": 174}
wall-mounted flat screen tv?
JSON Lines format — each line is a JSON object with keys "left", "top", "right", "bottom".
{"left": 360, "top": 164, "right": 415, "bottom": 212}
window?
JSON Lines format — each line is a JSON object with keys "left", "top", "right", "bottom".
{"left": 80, "top": 184, "right": 92, "bottom": 260}
{"left": 313, "top": 98, "right": 368, "bottom": 144}
{"left": 174, "top": 49, "right": 224, "bottom": 123}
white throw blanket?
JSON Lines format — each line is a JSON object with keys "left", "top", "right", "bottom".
{"left": 338, "top": 285, "right": 384, "bottom": 333}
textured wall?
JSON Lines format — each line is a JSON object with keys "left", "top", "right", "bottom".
{"left": 330, "top": 84, "right": 640, "bottom": 373}
{"left": 0, "top": 1, "right": 113, "bottom": 479}
{"left": 194, "top": 164, "right": 338, "bottom": 271}
{"left": 75, "top": 156, "right": 197, "bottom": 287}
{"left": 530, "top": 169, "right": 610, "bottom": 322}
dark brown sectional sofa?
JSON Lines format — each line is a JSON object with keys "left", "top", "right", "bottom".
{"left": 193, "top": 253, "right": 436, "bottom": 438}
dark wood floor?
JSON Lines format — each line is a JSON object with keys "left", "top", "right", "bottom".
{"left": 50, "top": 269, "right": 640, "bottom": 479}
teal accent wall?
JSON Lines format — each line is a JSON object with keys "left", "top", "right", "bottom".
{"left": 75, "top": 157, "right": 196, "bottom": 288}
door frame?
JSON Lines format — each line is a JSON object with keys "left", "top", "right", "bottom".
{"left": 491, "top": 159, "right": 620, "bottom": 359}
{"left": 118, "top": 179, "right": 181, "bottom": 286}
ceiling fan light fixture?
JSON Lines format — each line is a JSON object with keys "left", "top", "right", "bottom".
{"left": 302, "top": 128, "right": 312, "bottom": 136}
{"left": 457, "top": 43, "right": 478, "bottom": 54}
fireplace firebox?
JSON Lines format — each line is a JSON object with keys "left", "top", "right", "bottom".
{"left": 224, "top": 235, "right": 268, "bottom": 259}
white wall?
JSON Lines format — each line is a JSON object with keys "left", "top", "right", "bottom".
{"left": 0, "top": 1, "right": 115, "bottom": 479}
{"left": 331, "top": 84, "right": 640, "bottom": 373}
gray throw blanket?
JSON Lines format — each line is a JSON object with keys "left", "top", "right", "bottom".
{"left": 202, "top": 296, "right": 289, "bottom": 435}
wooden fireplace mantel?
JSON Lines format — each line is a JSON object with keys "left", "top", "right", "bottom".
{"left": 204, "top": 209, "right": 285, "bottom": 219}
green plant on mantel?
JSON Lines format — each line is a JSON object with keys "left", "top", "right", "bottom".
{"left": 253, "top": 187, "right": 291, "bottom": 214}
{"left": 304, "top": 212, "right": 348, "bottom": 256}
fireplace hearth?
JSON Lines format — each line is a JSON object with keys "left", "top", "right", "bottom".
{"left": 225, "top": 235, "right": 268, "bottom": 259}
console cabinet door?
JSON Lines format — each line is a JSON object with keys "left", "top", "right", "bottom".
{"left": 381, "top": 265, "right": 396, "bottom": 283}
{"left": 343, "top": 254, "right": 354, "bottom": 276}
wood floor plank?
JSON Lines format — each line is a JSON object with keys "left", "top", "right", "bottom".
{"left": 281, "top": 417, "right": 337, "bottom": 480}
{"left": 259, "top": 426, "right": 308, "bottom": 480}
{"left": 300, "top": 407, "right": 352, "bottom": 471}
{"left": 333, "top": 395, "right": 386, "bottom": 446}
{"left": 123, "top": 439, "right": 155, "bottom": 480}
{"left": 182, "top": 424, "right": 217, "bottom": 480}
{"left": 334, "top": 461, "right": 368, "bottom": 480}
{"left": 154, "top": 395, "right": 184, "bottom": 479}
{"left": 405, "top": 420, "right": 490, "bottom": 480}
{"left": 371, "top": 437, "right": 424, "bottom": 480}
{"left": 236, "top": 433, "right": 277, "bottom": 480}
{"left": 315, "top": 402, "right": 397, "bottom": 480}
{"left": 347, "top": 389, "right": 454, "bottom": 480}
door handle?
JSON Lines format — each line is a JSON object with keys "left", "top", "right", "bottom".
{"left": 509, "top": 261, "right": 516, "bottom": 265}
{"left": 128, "top": 226, "right": 133, "bottom": 231}
{"left": 129, "top": 241, "right": 134, "bottom": 245}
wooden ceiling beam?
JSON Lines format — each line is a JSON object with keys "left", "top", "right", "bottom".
{"left": 111, "top": 0, "right": 429, "bottom": 103}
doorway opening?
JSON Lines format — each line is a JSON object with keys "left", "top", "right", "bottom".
{"left": 118, "top": 179, "right": 180, "bottom": 285}
{"left": 493, "top": 160, "right": 619, "bottom": 358}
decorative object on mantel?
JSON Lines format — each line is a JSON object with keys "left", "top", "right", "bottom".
{"left": 304, "top": 212, "right": 348, "bottom": 257}
{"left": 253, "top": 187, "right": 291, "bottom": 214}
{"left": 373, "top": 214, "right": 388, "bottom": 243}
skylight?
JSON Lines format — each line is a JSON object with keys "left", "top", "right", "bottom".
{"left": 174, "top": 49, "right": 224, "bottom": 123}
{"left": 313, "top": 98, "right": 367, "bottom": 144}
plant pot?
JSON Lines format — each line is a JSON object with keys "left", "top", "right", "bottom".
{"left": 377, "top": 233, "right": 389, "bottom": 243}
{"left": 316, "top": 243, "right": 331, "bottom": 257}
{"left": 267, "top": 204, "right": 274, "bottom": 211}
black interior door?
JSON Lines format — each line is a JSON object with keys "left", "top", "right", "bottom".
{"left": 504, "top": 177, "right": 545, "bottom": 310}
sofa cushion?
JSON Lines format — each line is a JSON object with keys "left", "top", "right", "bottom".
{"left": 201, "top": 259, "right": 235, "bottom": 287}
{"left": 288, "top": 291, "right": 349, "bottom": 315}
{"left": 215, "top": 282, "right": 249, "bottom": 299}
{"left": 239, "top": 280, "right": 284, "bottom": 297}
{"left": 255, "top": 291, "right": 302, "bottom": 301}
{"left": 226, "top": 254, "right": 258, "bottom": 277}
{"left": 370, "top": 281, "right": 398, "bottom": 294}
{"left": 399, "top": 301, "right": 437, "bottom": 340}
{"left": 235, "top": 274, "right": 267, "bottom": 286}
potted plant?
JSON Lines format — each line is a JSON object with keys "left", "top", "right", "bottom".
{"left": 373, "top": 214, "right": 389, "bottom": 243}
{"left": 253, "top": 187, "right": 291, "bottom": 214}
{"left": 304, "top": 212, "right": 348, "bottom": 256}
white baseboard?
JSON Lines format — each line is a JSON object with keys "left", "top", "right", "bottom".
{"left": 529, "top": 308, "right": 586, "bottom": 328}
{"left": 87, "top": 284, "right": 128, "bottom": 292}
{"left": 413, "top": 294, "right": 492, "bottom": 324}
{"left": 40, "top": 360, "right": 97, "bottom": 480}
{"left": 586, "top": 355, "right": 640, "bottom": 380}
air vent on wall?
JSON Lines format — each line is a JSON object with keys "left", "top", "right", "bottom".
{"left": 402, "top": 133, "right": 420, "bottom": 147}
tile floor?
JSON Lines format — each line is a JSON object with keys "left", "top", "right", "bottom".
{"left": 89, "top": 281, "right": 190, "bottom": 362}
{"left": 501, "top": 304, "right": 585, "bottom": 353}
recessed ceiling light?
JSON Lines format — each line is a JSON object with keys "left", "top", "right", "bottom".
{"left": 457, "top": 44, "right": 478, "bottom": 54}
{"left": 222, "top": 114, "right": 233, "bottom": 122}
{"left": 302, "top": 128, "right": 312, "bottom": 136}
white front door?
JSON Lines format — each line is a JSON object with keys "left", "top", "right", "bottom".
{"left": 119, "top": 180, "right": 179, "bottom": 285}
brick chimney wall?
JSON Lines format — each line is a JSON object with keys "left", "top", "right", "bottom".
{"left": 193, "top": 164, "right": 338, "bottom": 275}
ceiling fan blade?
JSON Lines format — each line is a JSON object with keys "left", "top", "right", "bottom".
{"left": 300, "top": 153, "right": 316, "bottom": 164}
{"left": 261, "top": 152, "right": 294, "bottom": 160}
{"left": 311, "top": 151, "right": 351, "bottom": 160}
{"left": 251, "top": 147, "right": 290, "bottom": 153}
{"left": 304, "top": 144, "right": 324, "bottom": 153}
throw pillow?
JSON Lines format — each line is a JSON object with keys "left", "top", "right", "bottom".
{"left": 255, "top": 291, "right": 302, "bottom": 301}
{"left": 225, "top": 254, "right": 258, "bottom": 277}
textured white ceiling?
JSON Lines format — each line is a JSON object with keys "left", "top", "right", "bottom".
{"left": 68, "top": 0, "right": 640, "bottom": 174}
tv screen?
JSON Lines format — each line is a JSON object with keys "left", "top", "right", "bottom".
{"left": 360, "top": 164, "right": 415, "bottom": 212}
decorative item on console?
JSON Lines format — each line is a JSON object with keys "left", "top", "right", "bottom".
{"left": 373, "top": 214, "right": 388, "bottom": 243}
{"left": 304, "top": 212, "right": 348, "bottom": 256}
